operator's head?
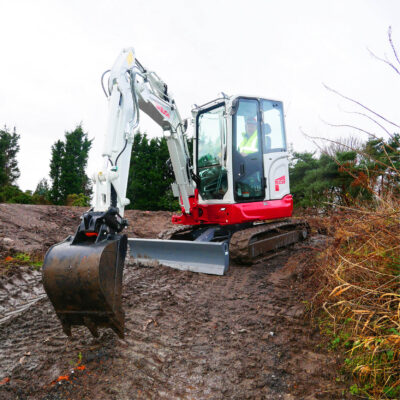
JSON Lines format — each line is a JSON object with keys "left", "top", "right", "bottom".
{"left": 245, "top": 117, "right": 257, "bottom": 135}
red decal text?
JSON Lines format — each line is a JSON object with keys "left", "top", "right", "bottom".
{"left": 156, "top": 104, "right": 170, "bottom": 118}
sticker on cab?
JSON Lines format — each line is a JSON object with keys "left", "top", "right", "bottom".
{"left": 274, "top": 176, "right": 286, "bottom": 191}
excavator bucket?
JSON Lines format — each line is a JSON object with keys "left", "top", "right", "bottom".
{"left": 42, "top": 234, "right": 127, "bottom": 338}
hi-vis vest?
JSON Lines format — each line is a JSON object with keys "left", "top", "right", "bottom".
{"left": 239, "top": 130, "right": 258, "bottom": 154}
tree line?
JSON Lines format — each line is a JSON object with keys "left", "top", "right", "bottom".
{"left": 0, "top": 126, "right": 178, "bottom": 210}
{"left": 1, "top": 123, "right": 398, "bottom": 210}
{"left": 0, "top": 125, "right": 92, "bottom": 206}
{"left": 289, "top": 134, "right": 400, "bottom": 209}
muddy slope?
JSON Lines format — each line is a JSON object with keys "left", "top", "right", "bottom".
{"left": 0, "top": 204, "right": 345, "bottom": 399}
{"left": 0, "top": 204, "right": 173, "bottom": 256}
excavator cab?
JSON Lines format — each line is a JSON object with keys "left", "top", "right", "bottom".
{"left": 193, "top": 96, "right": 290, "bottom": 207}
{"left": 168, "top": 95, "right": 292, "bottom": 227}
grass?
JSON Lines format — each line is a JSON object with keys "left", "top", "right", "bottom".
{"left": 1, "top": 252, "right": 43, "bottom": 274}
{"left": 14, "top": 252, "right": 43, "bottom": 269}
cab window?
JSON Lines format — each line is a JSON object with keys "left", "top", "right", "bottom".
{"left": 261, "top": 100, "right": 287, "bottom": 153}
{"left": 232, "top": 99, "right": 264, "bottom": 201}
{"left": 197, "top": 105, "right": 227, "bottom": 200}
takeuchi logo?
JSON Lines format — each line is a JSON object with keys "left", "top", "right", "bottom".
{"left": 156, "top": 104, "right": 170, "bottom": 118}
{"left": 274, "top": 176, "right": 286, "bottom": 191}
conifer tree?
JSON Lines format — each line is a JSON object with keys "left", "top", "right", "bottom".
{"left": 59, "top": 125, "right": 92, "bottom": 199}
{"left": 126, "top": 132, "right": 178, "bottom": 211}
{"left": 49, "top": 140, "right": 65, "bottom": 204}
{"left": 34, "top": 178, "right": 50, "bottom": 196}
{"left": 0, "top": 126, "right": 20, "bottom": 186}
{"left": 49, "top": 125, "right": 92, "bottom": 205}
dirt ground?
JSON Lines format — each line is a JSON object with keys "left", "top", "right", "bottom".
{"left": 0, "top": 204, "right": 346, "bottom": 399}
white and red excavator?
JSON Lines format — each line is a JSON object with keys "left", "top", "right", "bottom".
{"left": 42, "top": 48, "right": 308, "bottom": 338}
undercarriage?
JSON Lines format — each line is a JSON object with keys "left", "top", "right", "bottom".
{"left": 130, "top": 218, "right": 310, "bottom": 274}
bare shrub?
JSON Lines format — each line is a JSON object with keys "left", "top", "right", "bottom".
{"left": 313, "top": 201, "right": 400, "bottom": 398}
{"left": 309, "top": 27, "right": 400, "bottom": 398}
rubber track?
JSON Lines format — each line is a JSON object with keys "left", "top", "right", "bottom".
{"left": 159, "top": 219, "right": 309, "bottom": 265}
{"left": 229, "top": 218, "right": 309, "bottom": 264}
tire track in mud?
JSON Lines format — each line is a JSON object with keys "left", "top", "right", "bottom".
{"left": 0, "top": 239, "right": 344, "bottom": 400}
{"left": 0, "top": 298, "right": 61, "bottom": 378}
{"left": 0, "top": 266, "right": 96, "bottom": 391}
{"left": 0, "top": 268, "right": 46, "bottom": 324}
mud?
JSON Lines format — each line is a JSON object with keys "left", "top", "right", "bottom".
{"left": 0, "top": 204, "right": 346, "bottom": 399}
{"left": 0, "top": 204, "right": 173, "bottom": 258}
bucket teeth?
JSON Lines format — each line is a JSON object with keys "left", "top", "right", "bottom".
{"left": 83, "top": 317, "right": 99, "bottom": 338}
{"left": 60, "top": 319, "right": 72, "bottom": 337}
{"left": 111, "top": 318, "right": 125, "bottom": 339}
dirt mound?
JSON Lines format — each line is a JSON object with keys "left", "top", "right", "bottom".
{"left": 0, "top": 204, "right": 173, "bottom": 254}
{"left": 0, "top": 204, "right": 346, "bottom": 399}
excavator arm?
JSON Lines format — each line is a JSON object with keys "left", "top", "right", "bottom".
{"left": 42, "top": 48, "right": 197, "bottom": 338}
{"left": 93, "top": 47, "right": 194, "bottom": 216}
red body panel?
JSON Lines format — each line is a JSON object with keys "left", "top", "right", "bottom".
{"left": 172, "top": 191, "right": 293, "bottom": 226}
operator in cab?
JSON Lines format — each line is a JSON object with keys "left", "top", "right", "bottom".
{"left": 239, "top": 116, "right": 258, "bottom": 155}
{"left": 235, "top": 115, "right": 263, "bottom": 199}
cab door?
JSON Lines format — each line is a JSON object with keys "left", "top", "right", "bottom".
{"left": 196, "top": 103, "right": 228, "bottom": 201}
{"left": 261, "top": 100, "right": 290, "bottom": 200}
{"left": 232, "top": 98, "right": 265, "bottom": 202}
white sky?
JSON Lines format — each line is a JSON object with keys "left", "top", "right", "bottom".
{"left": 0, "top": 0, "right": 399, "bottom": 191}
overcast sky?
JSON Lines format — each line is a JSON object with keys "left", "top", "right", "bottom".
{"left": 1, "top": 0, "right": 399, "bottom": 191}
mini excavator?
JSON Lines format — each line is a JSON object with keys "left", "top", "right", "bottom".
{"left": 42, "top": 48, "right": 308, "bottom": 338}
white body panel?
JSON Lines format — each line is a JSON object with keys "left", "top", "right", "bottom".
{"left": 263, "top": 152, "right": 290, "bottom": 200}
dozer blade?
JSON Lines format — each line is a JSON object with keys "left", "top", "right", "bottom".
{"left": 42, "top": 235, "right": 127, "bottom": 338}
{"left": 129, "top": 238, "right": 229, "bottom": 275}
